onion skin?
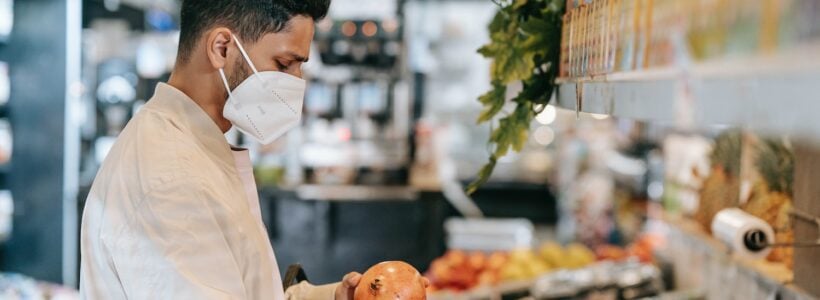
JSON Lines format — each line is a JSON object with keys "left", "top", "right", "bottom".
{"left": 354, "top": 261, "right": 427, "bottom": 300}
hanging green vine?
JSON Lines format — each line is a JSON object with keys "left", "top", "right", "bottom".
{"left": 466, "top": 0, "right": 565, "bottom": 194}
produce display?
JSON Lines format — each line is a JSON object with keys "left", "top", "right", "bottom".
{"left": 355, "top": 261, "right": 428, "bottom": 300}
{"left": 530, "top": 261, "right": 663, "bottom": 300}
{"left": 425, "top": 237, "right": 659, "bottom": 294}
{"left": 426, "top": 250, "right": 509, "bottom": 291}
{"left": 665, "top": 130, "right": 795, "bottom": 269}
{"left": 739, "top": 137, "right": 794, "bottom": 268}
{"left": 623, "top": 235, "right": 658, "bottom": 263}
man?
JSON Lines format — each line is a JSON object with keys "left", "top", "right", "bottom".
{"left": 80, "top": 0, "right": 362, "bottom": 299}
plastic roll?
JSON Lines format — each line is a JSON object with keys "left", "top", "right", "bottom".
{"left": 711, "top": 208, "right": 775, "bottom": 259}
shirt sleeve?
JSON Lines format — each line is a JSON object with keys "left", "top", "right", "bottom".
{"left": 285, "top": 281, "right": 340, "bottom": 300}
{"left": 102, "top": 178, "right": 249, "bottom": 299}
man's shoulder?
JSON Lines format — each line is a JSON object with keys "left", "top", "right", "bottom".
{"left": 125, "top": 107, "right": 201, "bottom": 154}
{"left": 102, "top": 108, "right": 208, "bottom": 193}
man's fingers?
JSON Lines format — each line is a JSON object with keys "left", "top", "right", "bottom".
{"left": 342, "top": 272, "right": 362, "bottom": 288}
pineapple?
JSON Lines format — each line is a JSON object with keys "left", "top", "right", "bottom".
{"left": 695, "top": 131, "right": 743, "bottom": 232}
{"left": 740, "top": 138, "right": 794, "bottom": 268}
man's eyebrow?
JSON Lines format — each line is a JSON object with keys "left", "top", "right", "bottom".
{"left": 285, "top": 51, "right": 309, "bottom": 63}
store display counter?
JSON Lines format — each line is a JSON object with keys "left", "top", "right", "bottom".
{"left": 658, "top": 215, "right": 814, "bottom": 300}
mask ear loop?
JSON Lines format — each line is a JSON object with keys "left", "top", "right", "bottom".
{"left": 218, "top": 68, "right": 241, "bottom": 109}
{"left": 219, "top": 34, "right": 255, "bottom": 110}
{"left": 231, "top": 35, "right": 262, "bottom": 77}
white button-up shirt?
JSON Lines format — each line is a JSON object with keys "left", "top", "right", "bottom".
{"left": 80, "top": 83, "right": 336, "bottom": 300}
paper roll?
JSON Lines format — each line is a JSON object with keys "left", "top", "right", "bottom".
{"left": 711, "top": 208, "right": 775, "bottom": 259}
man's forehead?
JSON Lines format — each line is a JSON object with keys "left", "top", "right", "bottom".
{"left": 258, "top": 21, "right": 313, "bottom": 57}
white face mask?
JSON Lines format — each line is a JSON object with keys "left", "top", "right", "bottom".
{"left": 219, "top": 34, "right": 306, "bottom": 145}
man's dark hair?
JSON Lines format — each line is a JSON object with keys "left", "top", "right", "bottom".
{"left": 177, "top": 0, "right": 330, "bottom": 63}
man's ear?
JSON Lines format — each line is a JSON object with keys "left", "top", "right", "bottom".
{"left": 205, "top": 27, "right": 233, "bottom": 70}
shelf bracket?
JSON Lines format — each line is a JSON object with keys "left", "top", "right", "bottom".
{"left": 789, "top": 209, "right": 820, "bottom": 244}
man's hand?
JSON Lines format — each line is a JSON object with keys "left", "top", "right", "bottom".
{"left": 334, "top": 272, "right": 362, "bottom": 300}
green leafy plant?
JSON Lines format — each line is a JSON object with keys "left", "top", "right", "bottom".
{"left": 756, "top": 139, "right": 794, "bottom": 196}
{"left": 710, "top": 130, "right": 743, "bottom": 178}
{"left": 467, "top": 0, "right": 565, "bottom": 194}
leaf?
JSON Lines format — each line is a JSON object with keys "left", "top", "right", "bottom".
{"left": 491, "top": 48, "right": 536, "bottom": 84}
{"left": 477, "top": 44, "right": 497, "bottom": 58}
{"left": 518, "top": 17, "right": 562, "bottom": 54}
{"left": 518, "top": 36, "right": 548, "bottom": 57}
{"left": 519, "top": 17, "right": 549, "bottom": 34}
{"left": 513, "top": 0, "right": 528, "bottom": 9}
{"left": 509, "top": 104, "right": 534, "bottom": 151}
{"left": 466, "top": 156, "right": 498, "bottom": 195}
{"left": 489, "top": 104, "right": 534, "bottom": 157}
{"left": 477, "top": 33, "right": 509, "bottom": 58}
{"left": 477, "top": 84, "right": 507, "bottom": 123}
{"left": 488, "top": 9, "right": 508, "bottom": 34}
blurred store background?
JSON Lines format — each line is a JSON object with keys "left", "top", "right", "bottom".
{"left": 0, "top": 0, "right": 819, "bottom": 299}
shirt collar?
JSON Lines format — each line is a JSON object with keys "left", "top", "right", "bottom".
{"left": 145, "top": 82, "right": 236, "bottom": 171}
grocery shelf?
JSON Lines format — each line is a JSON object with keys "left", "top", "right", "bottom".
{"left": 555, "top": 44, "right": 820, "bottom": 140}
{"left": 657, "top": 215, "right": 814, "bottom": 300}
